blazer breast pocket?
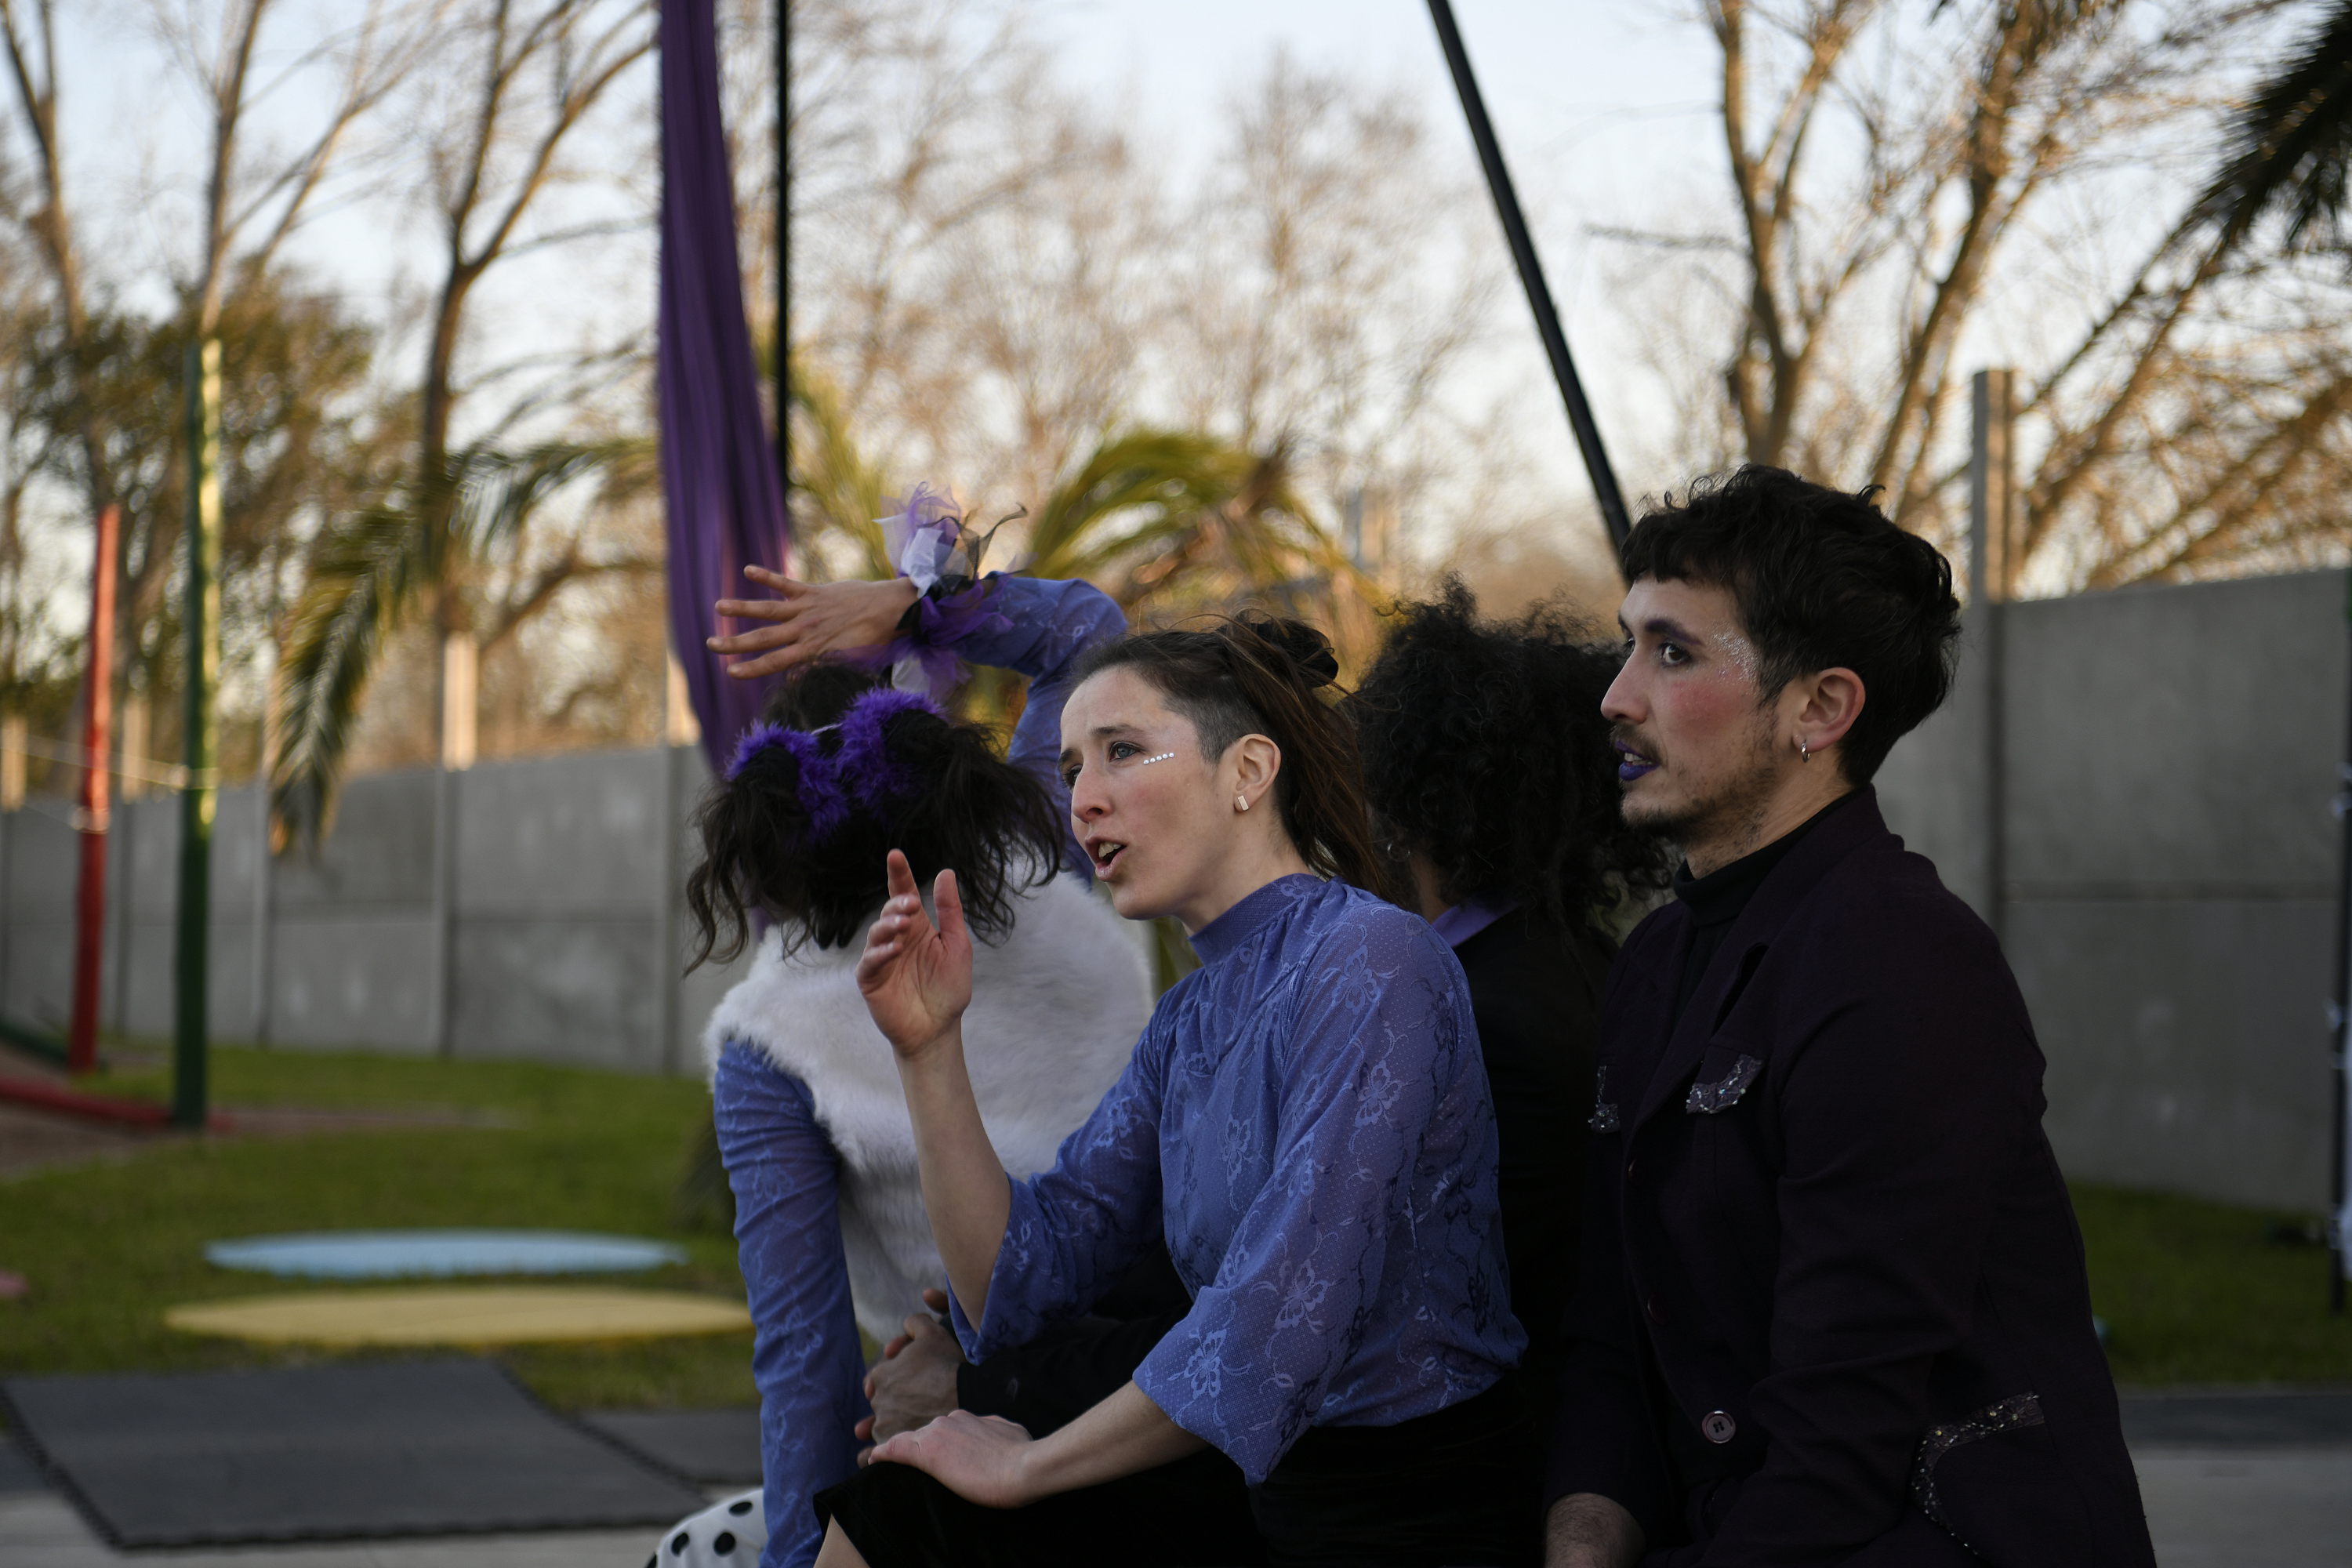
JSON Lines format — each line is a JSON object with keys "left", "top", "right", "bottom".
{"left": 1685, "top": 1044, "right": 1764, "bottom": 1115}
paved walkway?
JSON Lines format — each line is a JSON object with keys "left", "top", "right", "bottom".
{"left": 3, "top": 1397, "right": 2347, "bottom": 1565}
{"left": 0, "top": 1496, "right": 662, "bottom": 1567}
{"left": 2135, "top": 1446, "right": 2352, "bottom": 1567}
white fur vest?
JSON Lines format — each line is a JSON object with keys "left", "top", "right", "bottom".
{"left": 702, "top": 874, "right": 1152, "bottom": 1345}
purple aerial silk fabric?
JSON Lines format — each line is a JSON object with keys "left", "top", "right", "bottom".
{"left": 659, "top": 0, "right": 789, "bottom": 775}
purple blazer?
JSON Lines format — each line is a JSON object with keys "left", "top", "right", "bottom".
{"left": 1546, "top": 788, "right": 2155, "bottom": 1567}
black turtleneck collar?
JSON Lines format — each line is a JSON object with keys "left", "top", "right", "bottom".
{"left": 1670, "top": 789, "right": 1859, "bottom": 1022}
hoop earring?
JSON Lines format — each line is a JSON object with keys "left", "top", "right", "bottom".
{"left": 1798, "top": 737, "right": 1813, "bottom": 763}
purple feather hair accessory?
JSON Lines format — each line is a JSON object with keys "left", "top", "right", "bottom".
{"left": 728, "top": 723, "right": 851, "bottom": 839}
{"left": 835, "top": 688, "right": 946, "bottom": 810}
{"left": 726, "top": 686, "right": 945, "bottom": 843}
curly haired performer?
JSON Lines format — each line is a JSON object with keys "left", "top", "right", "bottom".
{"left": 655, "top": 495, "right": 1212, "bottom": 1568}
{"left": 1348, "top": 583, "right": 1671, "bottom": 1441}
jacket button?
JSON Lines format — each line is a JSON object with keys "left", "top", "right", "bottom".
{"left": 1644, "top": 1296, "right": 1668, "bottom": 1326}
{"left": 1701, "top": 1410, "right": 1737, "bottom": 1444}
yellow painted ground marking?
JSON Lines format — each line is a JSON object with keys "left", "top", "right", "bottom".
{"left": 165, "top": 1286, "right": 751, "bottom": 1346}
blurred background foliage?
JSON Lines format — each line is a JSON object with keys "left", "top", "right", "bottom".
{"left": 0, "top": 0, "right": 2337, "bottom": 822}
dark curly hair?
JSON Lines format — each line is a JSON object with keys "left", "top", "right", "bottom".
{"left": 1348, "top": 580, "right": 1671, "bottom": 938}
{"left": 1621, "top": 465, "right": 1962, "bottom": 783}
{"left": 683, "top": 662, "right": 1063, "bottom": 967}
{"left": 1080, "top": 612, "right": 1396, "bottom": 900}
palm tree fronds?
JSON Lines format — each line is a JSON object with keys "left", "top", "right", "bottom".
{"left": 272, "top": 437, "right": 659, "bottom": 848}
{"left": 450, "top": 436, "right": 659, "bottom": 560}
{"left": 787, "top": 359, "right": 894, "bottom": 576}
{"left": 270, "top": 499, "right": 431, "bottom": 848}
{"left": 2194, "top": 0, "right": 2352, "bottom": 252}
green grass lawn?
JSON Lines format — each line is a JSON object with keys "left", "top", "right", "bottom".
{"left": 0, "top": 1044, "right": 753, "bottom": 1411}
{"left": 3, "top": 1045, "right": 2348, "bottom": 1414}
{"left": 2075, "top": 1181, "right": 2352, "bottom": 1386}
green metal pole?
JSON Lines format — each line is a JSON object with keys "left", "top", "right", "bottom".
{"left": 172, "top": 339, "right": 220, "bottom": 1131}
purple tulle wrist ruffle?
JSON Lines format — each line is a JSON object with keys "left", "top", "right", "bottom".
{"left": 840, "top": 578, "right": 1014, "bottom": 699}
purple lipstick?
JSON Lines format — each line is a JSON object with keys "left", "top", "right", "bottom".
{"left": 1613, "top": 739, "right": 1657, "bottom": 782}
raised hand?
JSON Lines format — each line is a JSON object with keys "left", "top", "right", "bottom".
{"left": 708, "top": 567, "right": 919, "bottom": 680}
{"left": 855, "top": 851, "right": 973, "bottom": 1059}
{"left": 864, "top": 1409, "right": 1039, "bottom": 1508}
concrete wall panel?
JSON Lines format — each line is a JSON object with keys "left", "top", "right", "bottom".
{"left": 269, "top": 917, "right": 439, "bottom": 1051}
{"left": 449, "top": 917, "right": 662, "bottom": 1069}
{"left": 116, "top": 917, "right": 177, "bottom": 1037}
{"left": 5, "top": 809, "right": 81, "bottom": 912}
{"left": 274, "top": 769, "right": 438, "bottom": 911}
{"left": 120, "top": 800, "right": 181, "bottom": 920}
{"left": 5, "top": 914, "right": 72, "bottom": 1029}
{"left": 2002, "top": 573, "right": 2344, "bottom": 892}
{"left": 456, "top": 750, "right": 666, "bottom": 915}
{"left": 2007, "top": 897, "right": 2334, "bottom": 1210}
{"left": 1874, "top": 568, "right": 2350, "bottom": 1210}
{"left": 1872, "top": 612, "right": 1992, "bottom": 917}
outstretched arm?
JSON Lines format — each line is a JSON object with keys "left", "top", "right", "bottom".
{"left": 857, "top": 850, "right": 1011, "bottom": 1320}
{"left": 866, "top": 1381, "right": 1205, "bottom": 1508}
{"left": 710, "top": 568, "right": 916, "bottom": 677}
{"left": 708, "top": 568, "right": 1124, "bottom": 873}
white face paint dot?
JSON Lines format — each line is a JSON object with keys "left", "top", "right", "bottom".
{"left": 1138, "top": 752, "right": 1177, "bottom": 765}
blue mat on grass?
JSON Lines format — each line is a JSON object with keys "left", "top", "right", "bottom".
{"left": 206, "top": 1229, "right": 686, "bottom": 1279}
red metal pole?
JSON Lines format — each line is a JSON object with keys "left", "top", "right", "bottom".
{"left": 67, "top": 503, "right": 118, "bottom": 1077}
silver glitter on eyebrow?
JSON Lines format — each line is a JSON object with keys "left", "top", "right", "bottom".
{"left": 1138, "top": 752, "right": 1177, "bottom": 765}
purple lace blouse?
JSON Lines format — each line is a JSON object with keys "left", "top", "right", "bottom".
{"left": 952, "top": 873, "right": 1526, "bottom": 1484}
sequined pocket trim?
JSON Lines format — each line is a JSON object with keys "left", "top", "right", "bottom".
{"left": 1911, "top": 1392, "right": 2045, "bottom": 1535}
{"left": 1684, "top": 1053, "right": 1763, "bottom": 1114}
{"left": 1588, "top": 1066, "right": 1620, "bottom": 1133}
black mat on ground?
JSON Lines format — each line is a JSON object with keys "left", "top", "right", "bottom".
{"left": 585, "top": 1407, "right": 761, "bottom": 1484}
{"left": 0, "top": 1357, "right": 705, "bottom": 1547}
{"left": 2120, "top": 1389, "right": 2352, "bottom": 1447}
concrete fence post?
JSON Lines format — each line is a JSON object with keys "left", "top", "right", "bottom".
{"left": 107, "top": 802, "right": 132, "bottom": 1033}
{"left": 0, "top": 804, "right": 11, "bottom": 1017}
{"left": 251, "top": 787, "right": 274, "bottom": 1047}
{"left": 431, "top": 765, "right": 457, "bottom": 1058}
{"left": 656, "top": 742, "right": 682, "bottom": 1076}
{"left": 1969, "top": 368, "right": 2017, "bottom": 942}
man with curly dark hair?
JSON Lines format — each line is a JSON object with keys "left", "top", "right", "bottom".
{"left": 1348, "top": 581, "right": 1673, "bottom": 1524}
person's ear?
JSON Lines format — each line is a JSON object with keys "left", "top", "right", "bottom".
{"left": 1228, "top": 734, "right": 1283, "bottom": 815}
{"left": 1791, "top": 667, "right": 1864, "bottom": 762}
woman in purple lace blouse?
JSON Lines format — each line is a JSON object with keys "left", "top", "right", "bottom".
{"left": 815, "top": 612, "right": 1530, "bottom": 1568}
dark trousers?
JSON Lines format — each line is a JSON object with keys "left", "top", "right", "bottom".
{"left": 816, "top": 1378, "right": 1532, "bottom": 1568}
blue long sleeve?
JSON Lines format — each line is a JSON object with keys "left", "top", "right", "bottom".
{"left": 917, "top": 574, "right": 1125, "bottom": 875}
{"left": 713, "top": 1044, "right": 868, "bottom": 1568}
{"left": 950, "top": 876, "right": 1524, "bottom": 1486}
